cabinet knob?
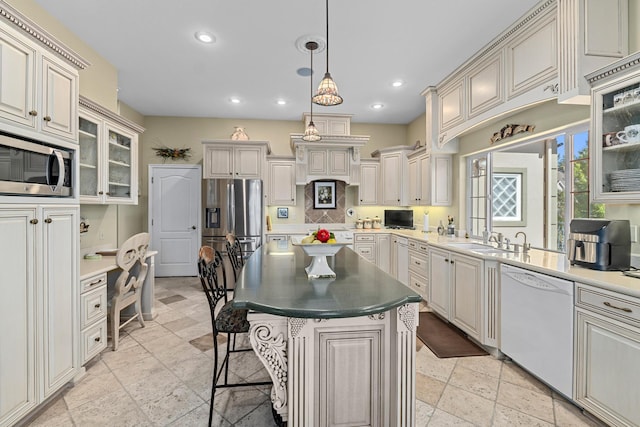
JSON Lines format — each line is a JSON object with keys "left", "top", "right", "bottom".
{"left": 94, "top": 337, "right": 101, "bottom": 342}
{"left": 106, "top": 192, "right": 111, "bottom": 196}
{"left": 191, "top": 226, "right": 196, "bottom": 230}
{"left": 444, "top": 258, "right": 448, "bottom": 262}
{"left": 29, "top": 110, "right": 38, "bottom": 117}
{"left": 43, "top": 116, "right": 52, "bottom": 122}
{"left": 94, "top": 303, "right": 101, "bottom": 309}
{"left": 98, "top": 191, "right": 104, "bottom": 195}
{"left": 450, "top": 260, "right": 454, "bottom": 264}
{"left": 44, "top": 218, "right": 52, "bottom": 224}
{"left": 30, "top": 218, "right": 38, "bottom": 225}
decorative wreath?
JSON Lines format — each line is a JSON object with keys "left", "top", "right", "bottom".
{"left": 152, "top": 147, "right": 192, "bottom": 160}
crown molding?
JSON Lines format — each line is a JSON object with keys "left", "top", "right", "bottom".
{"left": 80, "top": 95, "right": 145, "bottom": 134}
{"left": 0, "top": 0, "right": 90, "bottom": 70}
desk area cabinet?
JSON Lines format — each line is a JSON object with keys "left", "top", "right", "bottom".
{"left": 79, "top": 273, "right": 108, "bottom": 365}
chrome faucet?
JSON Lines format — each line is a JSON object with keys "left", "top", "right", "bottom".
{"left": 488, "top": 232, "right": 503, "bottom": 248}
{"left": 515, "top": 231, "right": 530, "bottom": 253}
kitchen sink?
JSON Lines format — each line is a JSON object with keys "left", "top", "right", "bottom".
{"left": 446, "top": 242, "right": 512, "bottom": 254}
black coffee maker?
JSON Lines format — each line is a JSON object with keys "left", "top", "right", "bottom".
{"left": 567, "top": 219, "right": 631, "bottom": 271}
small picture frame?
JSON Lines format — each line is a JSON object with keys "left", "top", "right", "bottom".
{"left": 277, "top": 207, "right": 289, "bottom": 219}
{"left": 313, "top": 180, "right": 336, "bottom": 209}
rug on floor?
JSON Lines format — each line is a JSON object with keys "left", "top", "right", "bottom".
{"left": 416, "top": 312, "right": 488, "bottom": 358}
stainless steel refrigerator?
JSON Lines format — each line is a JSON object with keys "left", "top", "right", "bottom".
{"left": 202, "top": 179, "right": 263, "bottom": 259}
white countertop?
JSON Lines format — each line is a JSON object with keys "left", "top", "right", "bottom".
{"left": 269, "top": 226, "right": 640, "bottom": 298}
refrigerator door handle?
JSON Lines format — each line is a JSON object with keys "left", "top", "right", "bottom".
{"left": 228, "top": 181, "right": 235, "bottom": 233}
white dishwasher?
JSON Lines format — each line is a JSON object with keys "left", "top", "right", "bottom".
{"left": 500, "top": 264, "right": 574, "bottom": 398}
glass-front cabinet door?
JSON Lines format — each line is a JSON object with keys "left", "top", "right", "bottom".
{"left": 105, "top": 125, "right": 135, "bottom": 203}
{"left": 78, "top": 113, "right": 102, "bottom": 201}
{"left": 590, "top": 57, "right": 640, "bottom": 203}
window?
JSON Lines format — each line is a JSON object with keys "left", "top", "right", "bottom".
{"left": 466, "top": 122, "right": 601, "bottom": 252}
{"left": 492, "top": 169, "right": 526, "bottom": 226}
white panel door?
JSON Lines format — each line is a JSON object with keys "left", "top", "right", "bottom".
{"left": 150, "top": 165, "right": 201, "bottom": 276}
{"left": 0, "top": 28, "right": 36, "bottom": 128}
{"left": 41, "top": 57, "right": 77, "bottom": 140}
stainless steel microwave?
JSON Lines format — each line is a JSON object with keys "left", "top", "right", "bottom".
{"left": 0, "top": 133, "right": 73, "bottom": 197}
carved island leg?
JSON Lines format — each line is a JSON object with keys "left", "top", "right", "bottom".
{"left": 392, "top": 303, "right": 419, "bottom": 426}
{"left": 248, "top": 313, "right": 289, "bottom": 421}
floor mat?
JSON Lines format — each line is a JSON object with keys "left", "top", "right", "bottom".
{"left": 416, "top": 312, "right": 488, "bottom": 358}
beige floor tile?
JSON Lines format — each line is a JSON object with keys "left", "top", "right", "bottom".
{"left": 427, "top": 408, "right": 477, "bottom": 426}
{"left": 497, "top": 381, "right": 555, "bottom": 424}
{"left": 28, "top": 397, "right": 73, "bottom": 427}
{"left": 162, "top": 316, "right": 199, "bottom": 332}
{"left": 213, "top": 387, "right": 270, "bottom": 424}
{"left": 63, "top": 369, "right": 123, "bottom": 410}
{"left": 449, "top": 364, "right": 500, "bottom": 400}
{"left": 493, "top": 403, "right": 554, "bottom": 426}
{"left": 67, "top": 388, "right": 147, "bottom": 426}
{"left": 415, "top": 399, "right": 435, "bottom": 426}
{"left": 415, "top": 372, "right": 446, "bottom": 407}
{"left": 501, "top": 361, "right": 552, "bottom": 396}
{"left": 415, "top": 347, "right": 457, "bottom": 382}
{"left": 100, "top": 341, "right": 152, "bottom": 371}
{"left": 168, "top": 403, "right": 232, "bottom": 427}
{"left": 137, "top": 384, "right": 205, "bottom": 425}
{"left": 437, "top": 384, "right": 496, "bottom": 427}
{"left": 234, "top": 400, "right": 279, "bottom": 427}
{"left": 110, "top": 354, "right": 171, "bottom": 387}
{"left": 553, "top": 398, "right": 605, "bottom": 427}
{"left": 456, "top": 355, "right": 503, "bottom": 378}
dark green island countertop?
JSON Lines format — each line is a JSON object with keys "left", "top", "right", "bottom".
{"left": 232, "top": 241, "right": 422, "bottom": 319}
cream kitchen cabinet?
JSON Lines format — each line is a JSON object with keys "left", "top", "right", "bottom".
{"left": 79, "top": 273, "right": 108, "bottom": 365}
{"left": 358, "top": 159, "right": 379, "bottom": 205}
{"left": 586, "top": 52, "right": 640, "bottom": 203}
{"left": 408, "top": 150, "right": 452, "bottom": 207}
{"left": 0, "top": 12, "right": 86, "bottom": 144}
{"left": 428, "top": 247, "right": 483, "bottom": 341}
{"left": 574, "top": 283, "right": 640, "bottom": 427}
{"left": 354, "top": 233, "right": 390, "bottom": 275}
{"left": 203, "top": 140, "right": 269, "bottom": 180}
{"left": 0, "top": 205, "right": 79, "bottom": 427}
{"left": 78, "top": 97, "right": 143, "bottom": 205}
{"left": 407, "top": 238, "right": 428, "bottom": 299}
{"left": 391, "top": 235, "right": 408, "bottom": 285}
{"left": 375, "top": 146, "right": 413, "bottom": 206}
{"left": 267, "top": 157, "right": 296, "bottom": 206}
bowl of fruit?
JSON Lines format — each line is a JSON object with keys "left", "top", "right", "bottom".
{"left": 293, "top": 228, "right": 348, "bottom": 278}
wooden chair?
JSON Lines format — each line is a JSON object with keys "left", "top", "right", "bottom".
{"left": 108, "top": 232, "right": 149, "bottom": 351}
{"left": 197, "top": 246, "right": 270, "bottom": 427}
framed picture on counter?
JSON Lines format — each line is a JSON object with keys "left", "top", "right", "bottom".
{"left": 277, "top": 207, "right": 289, "bottom": 218}
{"left": 313, "top": 180, "right": 336, "bottom": 209}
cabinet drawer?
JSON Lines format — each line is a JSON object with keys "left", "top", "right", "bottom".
{"left": 408, "top": 239, "right": 427, "bottom": 253}
{"left": 409, "top": 271, "right": 427, "bottom": 295}
{"left": 408, "top": 251, "right": 428, "bottom": 274}
{"left": 82, "top": 320, "right": 107, "bottom": 364}
{"left": 354, "top": 243, "right": 376, "bottom": 262}
{"left": 355, "top": 234, "right": 375, "bottom": 242}
{"left": 80, "top": 285, "right": 107, "bottom": 329}
{"left": 81, "top": 273, "right": 107, "bottom": 293}
{"left": 576, "top": 284, "right": 640, "bottom": 327}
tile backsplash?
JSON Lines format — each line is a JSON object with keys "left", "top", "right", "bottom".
{"left": 304, "top": 181, "right": 346, "bottom": 224}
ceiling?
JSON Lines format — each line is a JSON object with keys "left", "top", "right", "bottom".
{"left": 32, "top": 0, "right": 540, "bottom": 125}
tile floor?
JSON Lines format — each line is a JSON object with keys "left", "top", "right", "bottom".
{"left": 26, "top": 276, "right": 606, "bottom": 427}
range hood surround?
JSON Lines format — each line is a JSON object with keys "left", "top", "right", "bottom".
{"left": 290, "top": 134, "right": 369, "bottom": 185}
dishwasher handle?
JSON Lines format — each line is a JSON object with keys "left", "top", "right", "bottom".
{"left": 502, "top": 270, "right": 573, "bottom": 296}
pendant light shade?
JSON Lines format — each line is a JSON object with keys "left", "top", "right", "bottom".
{"left": 302, "top": 41, "right": 322, "bottom": 142}
{"left": 313, "top": 0, "right": 343, "bottom": 106}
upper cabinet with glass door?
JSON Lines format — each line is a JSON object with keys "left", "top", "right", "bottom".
{"left": 78, "top": 96, "right": 144, "bottom": 205}
{"left": 587, "top": 52, "right": 640, "bottom": 203}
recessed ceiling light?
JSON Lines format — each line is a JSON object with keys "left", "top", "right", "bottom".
{"left": 230, "top": 97, "right": 241, "bottom": 104}
{"left": 371, "top": 103, "right": 384, "bottom": 109}
{"left": 392, "top": 80, "right": 404, "bottom": 88}
{"left": 277, "top": 99, "right": 287, "bottom": 105}
{"left": 195, "top": 31, "right": 215, "bottom": 44}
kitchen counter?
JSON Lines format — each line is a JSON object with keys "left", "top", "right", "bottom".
{"left": 269, "top": 226, "right": 640, "bottom": 297}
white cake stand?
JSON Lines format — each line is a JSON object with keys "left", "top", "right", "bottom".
{"left": 293, "top": 243, "right": 348, "bottom": 278}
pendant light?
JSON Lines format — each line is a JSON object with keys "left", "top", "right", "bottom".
{"left": 303, "top": 41, "right": 322, "bottom": 142}
{"left": 312, "top": 0, "right": 343, "bottom": 106}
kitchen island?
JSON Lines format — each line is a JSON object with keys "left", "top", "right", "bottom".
{"left": 233, "top": 241, "right": 421, "bottom": 426}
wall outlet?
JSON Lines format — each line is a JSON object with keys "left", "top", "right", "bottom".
{"left": 631, "top": 225, "right": 638, "bottom": 243}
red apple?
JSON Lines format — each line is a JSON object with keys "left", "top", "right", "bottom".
{"left": 316, "top": 228, "right": 330, "bottom": 243}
